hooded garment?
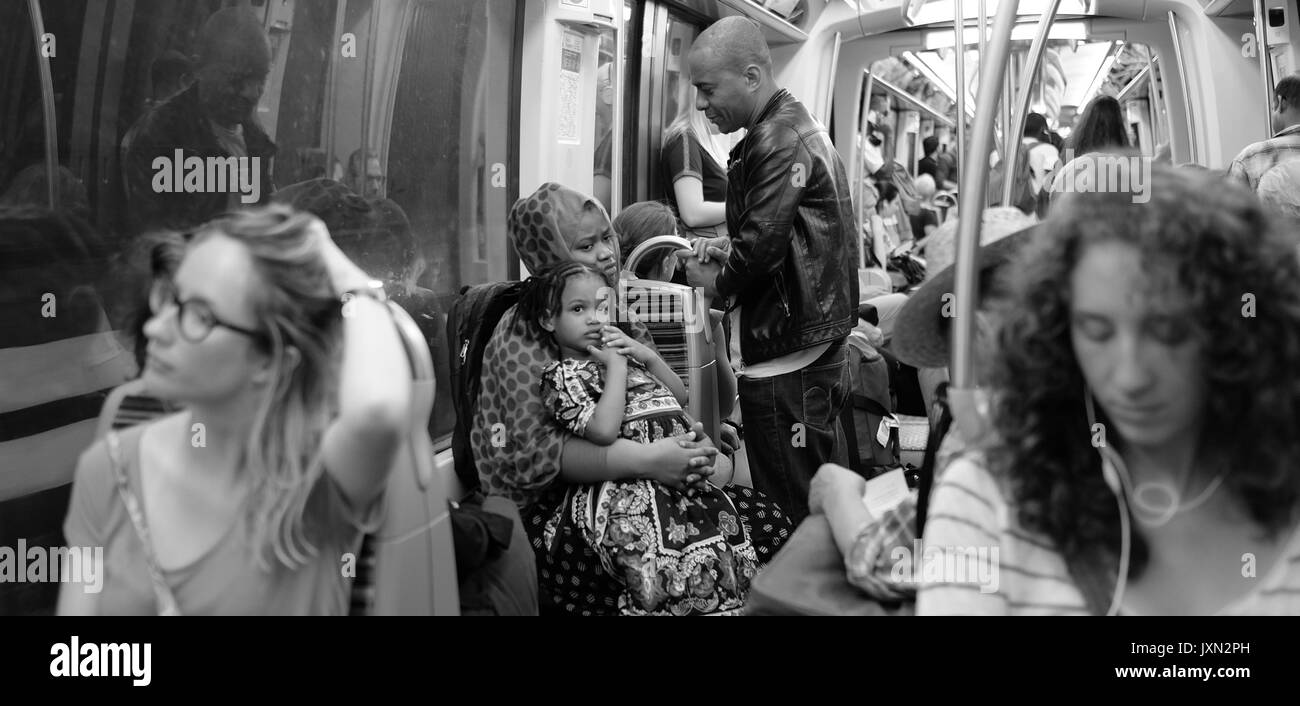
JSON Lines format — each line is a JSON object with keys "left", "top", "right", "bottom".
{"left": 472, "top": 183, "right": 646, "bottom": 508}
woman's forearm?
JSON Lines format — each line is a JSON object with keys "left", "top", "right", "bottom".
{"left": 560, "top": 437, "right": 650, "bottom": 483}
{"left": 672, "top": 178, "right": 726, "bottom": 228}
{"left": 336, "top": 295, "right": 412, "bottom": 431}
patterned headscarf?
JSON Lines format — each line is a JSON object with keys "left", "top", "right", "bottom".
{"left": 508, "top": 182, "right": 618, "bottom": 274}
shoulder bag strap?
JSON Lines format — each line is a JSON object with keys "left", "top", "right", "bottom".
{"left": 106, "top": 431, "right": 183, "bottom": 616}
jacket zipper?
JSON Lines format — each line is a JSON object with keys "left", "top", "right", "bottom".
{"left": 775, "top": 276, "right": 791, "bottom": 317}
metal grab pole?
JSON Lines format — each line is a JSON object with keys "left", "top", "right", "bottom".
{"left": 978, "top": 0, "right": 987, "bottom": 64}
{"left": 951, "top": 0, "right": 1020, "bottom": 388}
{"left": 1253, "top": 0, "right": 1277, "bottom": 139}
{"left": 1168, "top": 11, "right": 1199, "bottom": 165}
{"left": 955, "top": 0, "right": 966, "bottom": 190}
{"left": 1002, "top": 0, "right": 1063, "bottom": 207}
{"left": 27, "top": 0, "right": 59, "bottom": 209}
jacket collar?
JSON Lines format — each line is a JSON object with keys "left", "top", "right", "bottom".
{"left": 1273, "top": 123, "right": 1300, "bottom": 139}
{"left": 750, "top": 88, "right": 793, "bottom": 129}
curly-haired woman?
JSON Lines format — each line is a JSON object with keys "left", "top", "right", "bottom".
{"left": 920, "top": 164, "right": 1300, "bottom": 615}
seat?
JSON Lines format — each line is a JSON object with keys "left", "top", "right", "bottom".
{"left": 622, "top": 235, "right": 721, "bottom": 444}
{"left": 364, "top": 301, "right": 458, "bottom": 615}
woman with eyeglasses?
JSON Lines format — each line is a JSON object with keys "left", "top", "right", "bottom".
{"left": 58, "top": 205, "right": 412, "bottom": 615}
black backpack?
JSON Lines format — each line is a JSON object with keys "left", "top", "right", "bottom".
{"left": 445, "top": 280, "right": 526, "bottom": 493}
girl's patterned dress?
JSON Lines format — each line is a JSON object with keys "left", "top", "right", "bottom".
{"left": 540, "top": 356, "right": 759, "bottom": 616}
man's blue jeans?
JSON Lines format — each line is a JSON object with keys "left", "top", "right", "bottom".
{"left": 738, "top": 338, "right": 851, "bottom": 525}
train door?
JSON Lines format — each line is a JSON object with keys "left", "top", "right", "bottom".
{"left": 630, "top": 1, "right": 708, "bottom": 205}
{"left": 517, "top": 0, "right": 624, "bottom": 218}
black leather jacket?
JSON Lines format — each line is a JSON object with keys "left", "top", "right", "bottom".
{"left": 718, "top": 89, "right": 859, "bottom": 364}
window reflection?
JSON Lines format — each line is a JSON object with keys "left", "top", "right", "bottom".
{"left": 0, "top": 0, "right": 522, "bottom": 613}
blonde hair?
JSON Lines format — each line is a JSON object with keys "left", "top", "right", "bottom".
{"left": 664, "top": 87, "right": 732, "bottom": 168}
{"left": 191, "top": 205, "right": 342, "bottom": 571}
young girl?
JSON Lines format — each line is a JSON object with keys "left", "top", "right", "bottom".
{"left": 515, "top": 261, "right": 758, "bottom": 616}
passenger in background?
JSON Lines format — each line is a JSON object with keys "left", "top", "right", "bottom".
{"left": 680, "top": 16, "right": 858, "bottom": 524}
{"left": 122, "top": 7, "right": 276, "bottom": 235}
{"left": 1021, "top": 112, "right": 1061, "bottom": 196}
{"left": 59, "top": 206, "right": 411, "bottom": 615}
{"left": 1257, "top": 159, "right": 1300, "bottom": 228}
{"left": 873, "top": 181, "right": 912, "bottom": 262}
{"left": 345, "top": 150, "right": 387, "bottom": 200}
{"left": 1227, "top": 75, "right": 1300, "bottom": 191}
{"left": 809, "top": 208, "right": 1038, "bottom": 604}
{"left": 614, "top": 201, "right": 737, "bottom": 448}
{"left": 923, "top": 164, "right": 1300, "bottom": 615}
{"left": 1047, "top": 95, "right": 1131, "bottom": 198}
{"left": 272, "top": 177, "right": 446, "bottom": 438}
{"left": 592, "top": 62, "right": 616, "bottom": 213}
{"left": 144, "top": 51, "right": 195, "bottom": 114}
{"left": 0, "top": 164, "right": 92, "bottom": 223}
{"left": 661, "top": 89, "right": 731, "bottom": 240}
{"left": 916, "top": 136, "right": 940, "bottom": 181}
{"left": 910, "top": 173, "right": 939, "bottom": 240}
{"left": 935, "top": 143, "right": 958, "bottom": 191}
{"left": 475, "top": 183, "right": 790, "bottom": 615}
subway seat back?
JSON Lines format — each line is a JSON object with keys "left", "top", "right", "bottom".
{"left": 621, "top": 235, "right": 720, "bottom": 444}
{"left": 366, "top": 301, "right": 458, "bottom": 615}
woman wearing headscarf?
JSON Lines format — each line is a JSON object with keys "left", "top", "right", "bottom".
{"left": 473, "top": 183, "right": 791, "bottom": 615}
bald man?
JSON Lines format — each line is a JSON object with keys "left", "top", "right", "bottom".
{"left": 679, "top": 17, "right": 859, "bottom": 524}
{"left": 122, "top": 8, "right": 277, "bottom": 235}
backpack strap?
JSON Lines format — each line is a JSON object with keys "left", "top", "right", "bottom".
{"left": 106, "top": 431, "right": 183, "bottom": 616}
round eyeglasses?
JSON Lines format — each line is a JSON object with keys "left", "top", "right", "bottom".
{"left": 148, "top": 279, "right": 267, "bottom": 344}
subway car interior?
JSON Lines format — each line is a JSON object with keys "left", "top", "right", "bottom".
{"left": 2, "top": 0, "right": 1298, "bottom": 616}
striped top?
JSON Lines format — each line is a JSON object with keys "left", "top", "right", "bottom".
{"left": 917, "top": 456, "right": 1300, "bottom": 615}
{"left": 1226, "top": 124, "right": 1300, "bottom": 191}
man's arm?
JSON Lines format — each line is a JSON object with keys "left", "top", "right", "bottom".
{"left": 713, "top": 125, "right": 809, "bottom": 300}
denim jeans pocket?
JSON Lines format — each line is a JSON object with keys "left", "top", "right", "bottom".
{"left": 800, "top": 354, "right": 849, "bottom": 429}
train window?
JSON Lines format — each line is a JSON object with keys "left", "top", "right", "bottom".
{"left": 593, "top": 27, "right": 617, "bottom": 213}
{"left": 386, "top": 0, "right": 519, "bottom": 446}
{"left": 1, "top": 0, "right": 117, "bottom": 617}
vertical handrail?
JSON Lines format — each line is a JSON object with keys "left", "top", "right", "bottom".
{"left": 1253, "top": 0, "right": 1276, "bottom": 139}
{"left": 27, "top": 0, "right": 60, "bottom": 209}
{"left": 360, "top": 2, "right": 380, "bottom": 194}
{"left": 977, "top": 0, "right": 987, "bottom": 65}
{"left": 951, "top": 0, "right": 1019, "bottom": 388}
{"left": 324, "top": 0, "right": 349, "bottom": 181}
{"left": 852, "top": 71, "right": 866, "bottom": 267}
{"left": 1167, "top": 11, "right": 1199, "bottom": 164}
{"left": 1001, "top": 0, "right": 1063, "bottom": 207}
{"left": 954, "top": 0, "right": 966, "bottom": 190}
{"left": 856, "top": 72, "right": 876, "bottom": 268}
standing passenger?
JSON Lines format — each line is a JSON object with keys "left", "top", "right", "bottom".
{"left": 121, "top": 8, "right": 277, "bottom": 235}
{"left": 679, "top": 17, "right": 858, "bottom": 523}
{"left": 661, "top": 90, "right": 731, "bottom": 239}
